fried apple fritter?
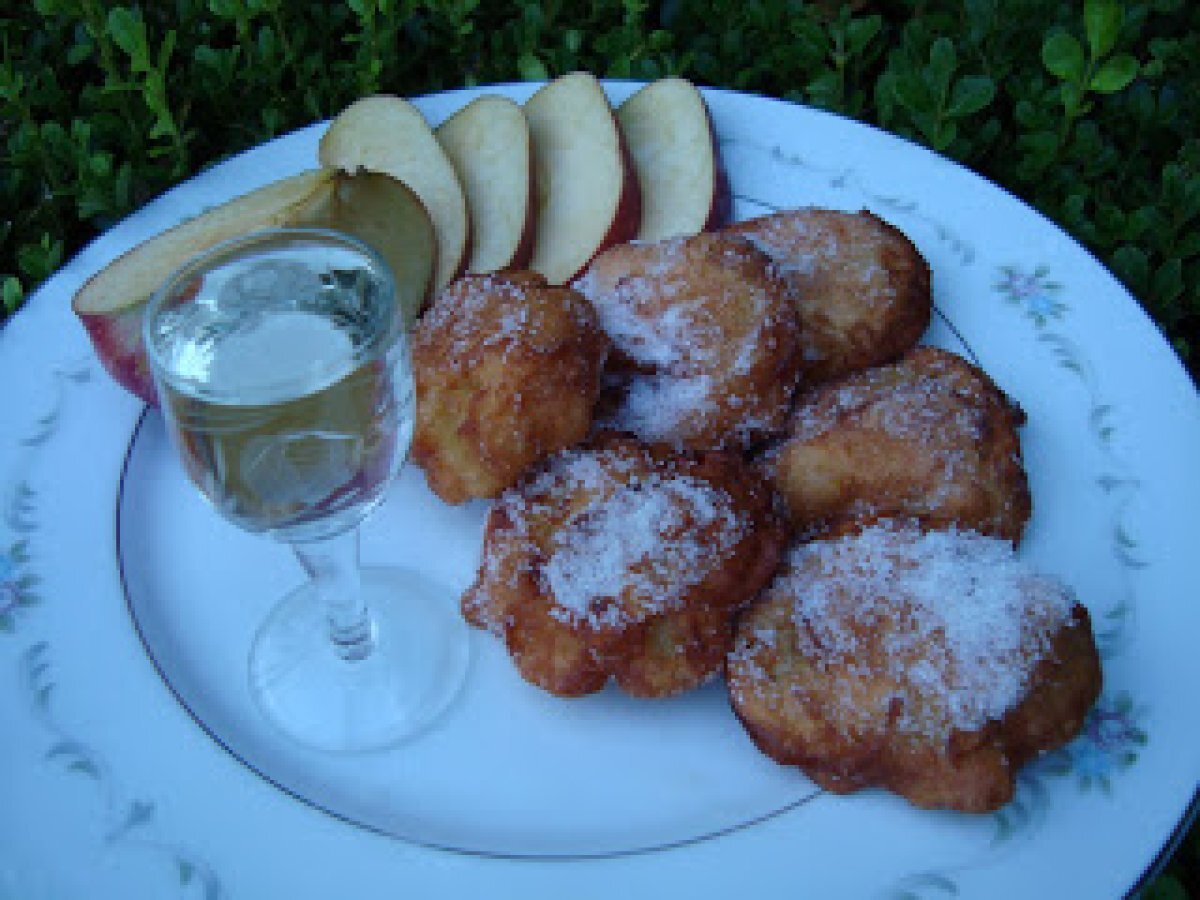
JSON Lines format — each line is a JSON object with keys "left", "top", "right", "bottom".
{"left": 727, "top": 524, "right": 1102, "bottom": 812}
{"left": 764, "top": 346, "right": 1030, "bottom": 542}
{"left": 726, "top": 208, "right": 931, "bottom": 384}
{"left": 463, "top": 434, "right": 786, "bottom": 698}
{"left": 572, "top": 232, "right": 803, "bottom": 452}
{"left": 411, "top": 272, "right": 609, "bottom": 504}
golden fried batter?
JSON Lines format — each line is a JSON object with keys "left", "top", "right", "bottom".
{"left": 463, "top": 434, "right": 785, "bottom": 698}
{"left": 727, "top": 524, "right": 1102, "bottom": 812}
{"left": 572, "top": 232, "right": 802, "bottom": 452}
{"left": 726, "top": 208, "right": 931, "bottom": 384}
{"left": 411, "top": 272, "right": 609, "bottom": 504}
{"left": 764, "top": 346, "right": 1030, "bottom": 542}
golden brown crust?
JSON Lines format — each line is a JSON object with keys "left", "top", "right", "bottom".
{"left": 463, "top": 433, "right": 786, "bottom": 698}
{"left": 572, "top": 232, "right": 803, "bottom": 452}
{"left": 726, "top": 208, "right": 931, "bottom": 384}
{"left": 411, "top": 272, "right": 609, "bottom": 504}
{"left": 726, "top": 525, "right": 1103, "bottom": 812}
{"left": 764, "top": 346, "right": 1031, "bottom": 542}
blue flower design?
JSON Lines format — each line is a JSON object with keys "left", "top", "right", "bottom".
{"left": 0, "top": 547, "right": 15, "bottom": 582}
{"left": 1041, "top": 692, "right": 1146, "bottom": 791}
{"left": 1068, "top": 739, "right": 1113, "bottom": 781}
{"left": 0, "top": 541, "right": 35, "bottom": 629}
{"left": 995, "top": 266, "right": 1065, "bottom": 325}
{"left": 0, "top": 548, "right": 20, "bottom": 614}
{"left": 1025, "top": 290, "right": 1058, "bottom": 319}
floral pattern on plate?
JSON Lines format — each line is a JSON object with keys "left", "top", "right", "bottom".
{"left": 1, "top": 361, "right": 223, "bottom": 898}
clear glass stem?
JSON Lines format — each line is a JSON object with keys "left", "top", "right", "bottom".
{"left": 292, "top": 528, "right": 374, "bottom": 661}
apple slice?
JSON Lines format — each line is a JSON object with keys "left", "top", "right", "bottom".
{"left": 73, "top": 169, "right": 436, "bottom": 404}
{"left": 319, "top": 95, "right": 469, "bottom": 294}
{"left": 523, "top": 71, "right": 641, "bottom": 285}
{"left": 617, "top": 77, "right": 731, "bottom": 241}
{"left": 435, "top": 94, "right": 535, "bottom": 274}
{"left": 314, "top": 170, "right": 437, "bottom": 324}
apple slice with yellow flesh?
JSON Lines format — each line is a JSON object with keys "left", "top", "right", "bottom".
{"left": 435, "top": 94, "right": 535, "bottom": 273}
{"left": 72, "top": 168, "right": 436, "bottom": 404}
{"left": 617, "top": 77, "right": 731, "bottom": 241}
{"left": 523, "top": 71, "right": 641, "bottom": 285}
{"left": 320, "top": 95, "right": 470, "bottom": 294}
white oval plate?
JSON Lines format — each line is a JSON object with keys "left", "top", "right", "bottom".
{"left": 1, "top": 82, "right": 1197, "bottom": 899}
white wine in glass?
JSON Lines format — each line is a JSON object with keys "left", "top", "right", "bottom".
{"left": 144, "top": 227, "right": 469, "bottom": 752}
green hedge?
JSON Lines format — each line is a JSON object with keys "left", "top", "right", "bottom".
{"left": 1, "top": 0, "right": 1197, "bottom": 889}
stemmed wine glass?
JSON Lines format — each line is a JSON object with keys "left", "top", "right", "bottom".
{"left": 143, "top": 227, "right": 469, "bottom": 752}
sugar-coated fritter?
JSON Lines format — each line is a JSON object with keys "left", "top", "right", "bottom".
{"left": 463, "top": 434, "right": 786, "bottom": 698}
{"left": 572, "top": 232, "right": 803, "bottom": 452}
{"left": 727, "top": 524, "right": 1102, "bottom": 812}
{"left": 726, "top": 208, "right": 931, "bottom": 384}
{"left": 411, "top": 272, "right": 609, "bottom": 504}
{"left": 764, "top": 346, "right": 1031, "bottom": 542}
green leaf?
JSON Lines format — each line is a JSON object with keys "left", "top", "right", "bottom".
{"left": 1018, "top": 130, "right": 1061, "bottom": 175}
{"left": 1152, "top": 257, "right": 1184, "bottom": 302}
{"left": 1090, "top": 53, "right": 1139, "bottom": 92}
{"left": 947, "top": 76, "right": 995, "bottom": 117}
{"left": 893, "top": 69, "right": 930, "bottom": 112}
{"left": 2, "top": 277, "right": 23, "bottom": 314}
{"left": 106, "top": 7, "right": 149, "bottom": 71}
{"left": 846, "top": 15, "right": 882, "bottom": 56}
{"left": 806, "top": 69, "right": 841, "bottom": 107}
{"left": 1084, "top": 0, "right": 1123, "bottom": 59}
{"left": 927, "top": 36, "right": 957, "bottom": 94}
{"left": 1111, "top": 245, "right": 1150, "bottom": 289}
{"left": 1176, "top": 232, "right": 1200, "bottom": 259}
{"left": 933, "top": 118, "right": 957, "bottom": 150}
{"left": 67, "top": 36, "right": 95, "bottom": 66}
{"left": 1059, "top": 80, "right": 1089, "bottom": 116}
{"left": 517, "top": 52, "right": 547, "bottom": 81}
{"left": 1043, "top": 31, "right": 1085, "bottom": 83}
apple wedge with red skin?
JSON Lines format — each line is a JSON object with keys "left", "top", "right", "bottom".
{"left": 320, "top": 95, "right": 470, "bottom": 296}
{"left": 72, "top": 168, "right": 437, "bottom": 404}
{"left": 436, "top": 94, "right": 536, "bottom": 273}
{"left": 617, "top": 77, "right": 731, "bottom": 241}
{"left": 524, "top": 71, "right": 641, "bottom": 285}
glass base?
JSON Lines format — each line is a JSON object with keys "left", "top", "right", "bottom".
{"left": 248, "top": 567, "right": 470, "bottom": 752}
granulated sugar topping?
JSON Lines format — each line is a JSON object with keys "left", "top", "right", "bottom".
{"left": 490, "top": 442, "right": 750, "bottom": 629}
{"left": 739, "top": 215, "right": 844, "bottom": 278}
{"left": 735, "top": 209, "right": 893, "bottom": 302}
{"left": 573, "top": 236, "right": 796, "bottom": 448}
{"left": 605, "top": 373, "right": 714, "bottom": 444}
{"left": 543, "top": 472, "right": 743, "bottom": 626}
{"left": 789, "top": 356, "right": 983, "bottom": 444}
{"left": 785, "top": 525, "right": 1078, "bottom": 735}
{"left": 415, "top": 275, "right": 594, "bottom": 367}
